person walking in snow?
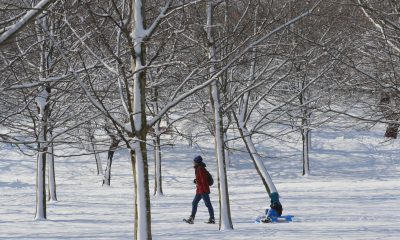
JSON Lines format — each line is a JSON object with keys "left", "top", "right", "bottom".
{"left": 183, "top": 155, "right": 215, "bottom": 224}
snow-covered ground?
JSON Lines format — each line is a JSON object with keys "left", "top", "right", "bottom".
{"left": 1, "top": 123, "right": 400, "bottom": 239}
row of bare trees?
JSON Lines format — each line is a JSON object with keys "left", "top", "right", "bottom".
{"left": 2, "top": 0, "right": 400, "bottom": 239}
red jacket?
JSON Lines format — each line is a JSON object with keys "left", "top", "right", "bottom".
{"left": 195, "top": 165, "right": 210, "bottom": 194}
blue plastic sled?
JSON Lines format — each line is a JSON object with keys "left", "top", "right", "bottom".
{"left": 255, "top": 209, "right": 294, "bottom": 223}
{"left": 255, "top": 214, "right": 294, "bottom": 223}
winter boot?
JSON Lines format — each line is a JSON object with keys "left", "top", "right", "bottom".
{"left": 261, "top": 217, "right": 272, "bottom": 223}
{"left": 205, "top": 218, "right": 215, "bottom": 224}
{"left": 183, "top": 216, "right": 194, "bottom": 224}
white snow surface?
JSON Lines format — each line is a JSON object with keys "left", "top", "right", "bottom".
{"left": 1, "top": 123, "right": 400, "bottom": 239}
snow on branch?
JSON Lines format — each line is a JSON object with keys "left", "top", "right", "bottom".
{"left": 140, "top": 0, "right": 203, "bottom": 40}
{"left": 357, "top": 0, "right": 400, "bottom": 54}
{"left": 143, "top": 0, "right": 173, "bottom": 38}
{"left": 148, "top": 0, "right": 323, "bottom": 127}
{"left": 64, "top": 18, "right": 118, "bottom": 75}
{"left": 42, "top": 22, "right": 131, "bottom": 135}
{"left": 0, "top": 0, "right": 57, "bottom": 47}
{"left": 3, "top": 64, "right": 100, "bottom": 90}
{"left": 252, "top": 61, "right": 336, "bottom": 132}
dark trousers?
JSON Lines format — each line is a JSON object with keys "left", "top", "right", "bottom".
{"left": 191, "top": 193, "right": 214, "bottom": 219}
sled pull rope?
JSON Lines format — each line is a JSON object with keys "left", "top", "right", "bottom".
{"left": 231, "top": 197, "right": 265, "bottom": 215}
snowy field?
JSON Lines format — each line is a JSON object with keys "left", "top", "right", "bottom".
{"left": 1, "top": 123, "right": 400, "bottom": 240}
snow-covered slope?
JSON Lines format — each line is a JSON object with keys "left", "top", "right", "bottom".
{"left": 1, "top": 124, "right": 399, "bottom": 239}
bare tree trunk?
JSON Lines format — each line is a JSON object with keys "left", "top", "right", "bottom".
{"left": 308, "top": 124, "right": 312, "bottom": 150}
{"left": 35, "top": 138, "right": 47, "bottom": 220}
{"left": 34, "top": 16, "right": 50, "bottom": 219}
{"left": 35, "top": 88, "right": 50, "bottom": 220}
{"left": 224, "top": 132, "right": 231, "bottom": 167}
{"left": 90, "top": 135, "right": 103, "bottom": 175}
{"left": 385, "top": 124, "right": 399, "bottom": 139}
{"left": 153, "top": 122, "right": 163, "bottom": 196}
{"left": 150, "top": 83, "right": 163, "bottom": 196}
{"left": 380, "top": 91, "right": 399, "bottom": 139}
{"left": 130, "top": 1, "right": 152, "bottom": 238}
{"left": 35, "top": 140, "right": 47, "bottom": 220}
{"left": 129, "top": 71, "right": 152, "bottom": 239}
{"left": 187, "top": 131, "right": 193, "bottom": 147}
{"left": 207, "top": 0, "right": 233, "bottom": 230}
{"left": 211, "top": 82, "right": 233, "bottom": 230}
{"left": 301, "top": 125, "right": 310, "bottom": 176}
{"left": 300, "top": 87, "right": 311, "bottom": 176}
{"left": 103, "top": 135, "right": 120, "bottom": 186}
{"left": 47, "top": 130, "right": 57, "bottom": 201}
{"left": 233, "top": 113, "right": 279, "bottom": 199}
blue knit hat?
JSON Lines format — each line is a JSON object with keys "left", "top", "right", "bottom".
{"left": 193, "top": 155, "right": 203, "bottom": 164}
